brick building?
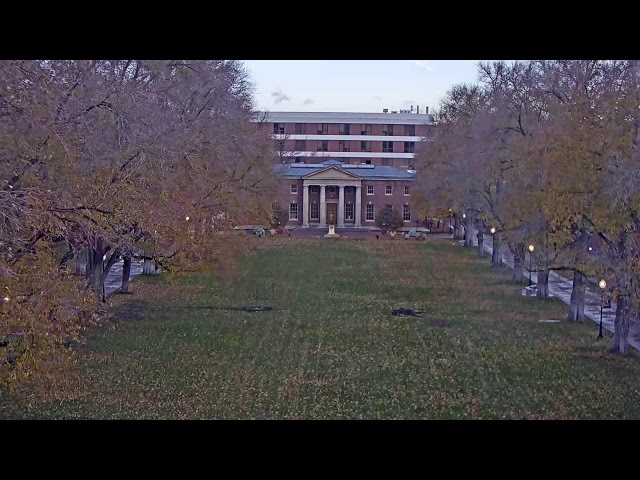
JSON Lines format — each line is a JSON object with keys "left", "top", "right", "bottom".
{"left": 275, "top": 160, "right": 415, "bottom": 228}
{"left": 263, "top": 109, "right": 434, "bottom": 230}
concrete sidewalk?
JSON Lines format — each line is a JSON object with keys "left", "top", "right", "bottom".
{"left": 474, "top": 234, "right": 640, "bottom": 352}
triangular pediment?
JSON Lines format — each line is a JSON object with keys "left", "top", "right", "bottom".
{"left": 302, "top": 166, "right": 361, "bottom": 180}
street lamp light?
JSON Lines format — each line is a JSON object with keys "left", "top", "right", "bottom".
{"left": 490, "top": 227, "right": 496, "bottom": 234}
{"left": 528, "top": 244, "right": 535, "bottom": 286}
{"left": 463, "top": 213, "right": 466, "bottom": 219}
{"left": 598, "top": 279, "right": 606, "bottom": 339}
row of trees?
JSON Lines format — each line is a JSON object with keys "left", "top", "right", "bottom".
{"left": 415, "top": 60, "right": 640, "bottom": 355}
{"left": 0, "top": 60, "right": 277, "bottom": 381}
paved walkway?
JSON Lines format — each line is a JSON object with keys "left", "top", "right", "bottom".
{"left": 472, "top": 233, "right": 640, "bottom": 352}
{"left": 104, "top": 260, "right": 144, "bottom": 297}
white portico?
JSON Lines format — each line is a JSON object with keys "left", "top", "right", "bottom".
{"left": 301, "top": 166, "right": 362, "bottom": 228}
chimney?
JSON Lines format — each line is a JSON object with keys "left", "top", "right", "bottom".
{"left": 417, "top": 105, "right": 420, "bottom": 114}
{"left": 410, "top": 105, "right": 413, "bottom": 113}
{"left": 426, "top": 106, "right": 429, "bottom": 114}
{"left": 383, "top": 108, "right": 388, "bottom": 113}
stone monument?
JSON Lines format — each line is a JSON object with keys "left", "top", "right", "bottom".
{"left": 324, "top": 212, "right": 340, "bottom": 238}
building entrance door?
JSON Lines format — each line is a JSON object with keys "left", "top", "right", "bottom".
{"left": 326, "top": 203, "right": 337, "bottom": 226}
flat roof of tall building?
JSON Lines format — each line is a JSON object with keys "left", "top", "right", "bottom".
{"left": 258, "top": 111, "right": 435, "bottom": 125}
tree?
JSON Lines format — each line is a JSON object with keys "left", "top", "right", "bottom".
{"left": 375, "top": 207, "right": 404, "bottom": 231}
{"left": 270, "top": 202, "right": 289, "bottom": 229}
{"left": 0, "top": 59, "right": 278, "bottom": 382}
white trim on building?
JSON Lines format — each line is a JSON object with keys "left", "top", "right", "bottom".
{"left": 283, "top": 151, "right": 416, "bottom": 159}
{"left": 273, "top": 134, "right": 425, "bottom": 142}
{"left": 261, "top": 111, "right": 435, "bottom": 125}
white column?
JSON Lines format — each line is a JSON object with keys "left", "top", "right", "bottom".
{"left": 302, "top": 185, "right": 309, "bottom": 227}
{"left": 355, "top": 186, "right": 362, "bottom": 227}
{"left": 337, "top": 186, "right": 345, "bottom": 227}
{"left": 320, "top": 185, "right": 326, "bottom": 227}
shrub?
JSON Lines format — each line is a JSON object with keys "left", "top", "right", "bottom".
{"left": 375, "top": 208, "right": 404, "bottom": 231}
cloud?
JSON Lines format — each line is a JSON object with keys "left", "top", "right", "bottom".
{"left": 372, "top": 96, "right": 383, "bottom": 101}
{"left": 303, "top": 98, "right": 314, "bottom": 105}
{"left": 271, "top": 89, "right": 291, "bottom": 104}
{"left": 412, "top": 60, "right": 434, "bottom": 71}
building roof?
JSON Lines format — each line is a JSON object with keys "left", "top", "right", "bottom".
{"left": 275, "top": 161, "right": 416, "bottom": 180}
{"left": 258, "top": 111, "right": 435, "bottom": 125}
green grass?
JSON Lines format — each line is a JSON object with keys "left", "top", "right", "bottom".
{"left": 2, "top": 238, "right": 640, "bottom": 419}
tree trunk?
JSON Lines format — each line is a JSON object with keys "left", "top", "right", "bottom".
{"left": 464, "top": 212, "right": 474, "bottom": 247}
{"left": 121, "top": 255, "right": 132, "bottom": 293}
{"left": 611, "top": 295, "right": 630, "bottom": 355}
{"left": 142, "top": 256, "right": 155, "bottom": 275}
{"left": 85, "top": 246, "right": 119, "bottom": 302}
{"left": 567, "top": 270, "right": 586, "bottom": 322}
{"left": 536, "top": 268, "right": 550, "bottom": 299}
{"left": 59, "top": 242, "right": 75, "bottom": 270}
{"left": 75, "top": 248, "right": 87, "bottom": 275}
{"left": 453, "top": 217, "right": 463, "bottom": 240}
{"left": 491, "top": 234, "right": 502, "bottom": 267}
{"left": 477, "top": 232, "right": 484, "bottom": 257}
{"left": 86, "top": 248, "right": 105, "bottom": 301}
{"left": 512, "top": 243, "right": 525, "bottom": 284}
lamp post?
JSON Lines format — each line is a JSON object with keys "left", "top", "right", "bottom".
{"left": 598, "top": 279, "right": 606, "bottom": 339}
{"left": 449, "top": 209, "right": 452, "bottom": 234}
{"left": 528, "top": 244, "right": 535, "bottom": 286}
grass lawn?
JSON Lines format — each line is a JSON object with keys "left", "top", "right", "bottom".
{"left": 2, "top": 238, "right": 640, "bottom": 419}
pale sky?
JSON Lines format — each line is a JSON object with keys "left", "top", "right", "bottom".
{"left": 242, "top": 60, "right": 482, "bottom": 114}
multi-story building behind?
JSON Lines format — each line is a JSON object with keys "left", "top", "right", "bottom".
{"left": 265, "top": 107, "right": 435, "bottom": 168}
{"left": 260, "top": 107, "right": 435, "bottom": 230}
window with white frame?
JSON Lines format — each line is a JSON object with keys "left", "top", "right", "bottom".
{"left": 345, "top": 203, "right": 354, "bottom": 221}
{"left": 310, "top": 202, "right": 319, "bottom": 220}
{"left": 385, "top": 185, "right": 393, "bottom": 195}
{"left": 367, "top": 185, "right": 374, "bottom": 195}
{"left": 403, "top": 204, "right": 411, "bottom": 221}
{"left": 289, "top": 202, "right": 298, "bottom": 220}
{"left": 366, "top": 204, "right": 375, "bottom": 221}
{"left": 404, "top": 186, "right": 411, "bottom": 196}
{"left": 290, "top": 184, "right": 298, "bottom": 194}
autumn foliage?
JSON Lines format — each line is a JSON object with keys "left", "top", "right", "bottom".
{"left": 415, "top": 60, "right": 640, "bottom": 355}
{"left": 0, "top": 60, "right": 277, "bottom": 384}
